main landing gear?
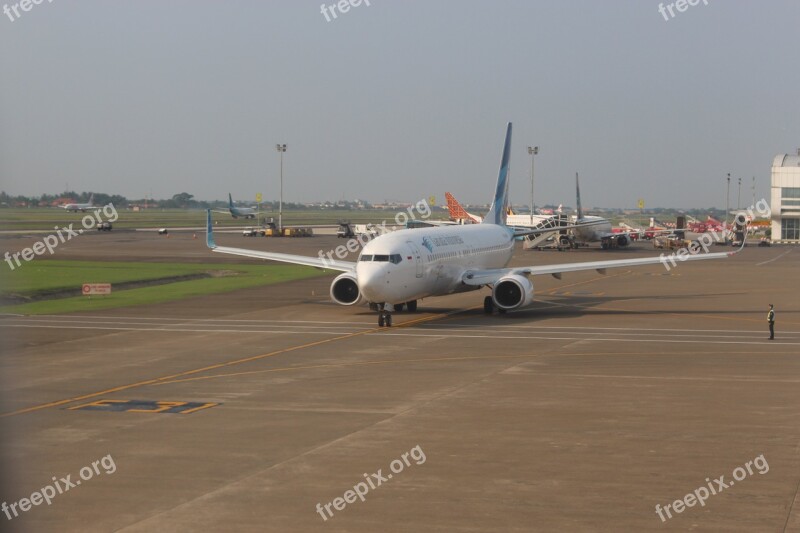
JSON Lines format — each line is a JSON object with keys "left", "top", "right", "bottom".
{"left": 483, "top": 296, "right": 506, "bottom": 315}
{"left": 375, "top": 300, "right": 418, "bottom": 327}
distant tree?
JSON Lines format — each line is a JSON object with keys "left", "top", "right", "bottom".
{"left": 165, "top": 192, "right": 196, "bottom": 208}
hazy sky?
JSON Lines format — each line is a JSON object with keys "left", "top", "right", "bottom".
{"left": 1, "top": 0, "right": 798, "bottom": 208}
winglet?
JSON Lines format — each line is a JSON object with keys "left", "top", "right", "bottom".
{"left": 482, "top": 122, "right": 512, "bottom": 226}
{"left": 206, "top": 210, "right": 216, "bottom": 249}
{"left": 729, "top": 227, "right": 748, "bottom": 255}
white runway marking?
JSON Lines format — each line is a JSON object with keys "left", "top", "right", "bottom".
{"left": 0, "top": 324, "right": 357, "bottom": 336}
{"left": 756, "top": 249, "right": 792, "bottom": 266}
{"left": 2, "top": 316, "right": 797, "bottom": 345}
{"left": 377, "top": 331, "right": 800, "bottom": 346}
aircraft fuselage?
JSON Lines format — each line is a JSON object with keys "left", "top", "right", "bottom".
{"left": 357, "top": 223, "right": 515, "bottom": 305}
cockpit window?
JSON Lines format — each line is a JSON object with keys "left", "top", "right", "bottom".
{"left": 360, "top": 254, "right": 402, "bottom": 264}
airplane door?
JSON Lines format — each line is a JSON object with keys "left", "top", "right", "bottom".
{"left": 406, "top": 241, "right": 423, "bottom": 278}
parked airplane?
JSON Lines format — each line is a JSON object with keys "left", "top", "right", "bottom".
{"left": 446, "top": 191, "right": 563, "bottom": 229}
{"left": 61, "top": 194, "right": 100, "bottom": 212}
{"left": 206, "top": 123, "right": 743, "bottom": 327}
{"left": 215, "top": 193, "right": 258, "bottom": 219}
{"left": 571, "top": 173, "right": 641, "bottom": 249}
{"left": 445, "top": 192, "right": 482, "bottom": 223}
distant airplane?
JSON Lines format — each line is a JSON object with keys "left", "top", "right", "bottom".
{"left": 446, "top": 192, "right": 565, "bottom": 231}
{"left": 445, "top": 192, "right": 482, "bottom": 223}
{"left": 206, "top": 123, "right": 744, "bottom": 327}
{"left": 571, "top": 173, "right": 645, "bottom": 249}
{"left": 61, "top": 194, "right": 100, "bottom": 212}
{"left": 215, "top": 193, "right": 257, "bottom": 219}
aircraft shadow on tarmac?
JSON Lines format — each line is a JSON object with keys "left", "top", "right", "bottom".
{"left": 349, "top": 291, "right": 755, "bottom": 323}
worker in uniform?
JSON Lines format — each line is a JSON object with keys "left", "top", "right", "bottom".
{"left": 767, "top": 304, "right": 775, "bottom": 340}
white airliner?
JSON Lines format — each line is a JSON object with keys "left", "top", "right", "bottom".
{"left": 61, "top": 194, "right": 100, "bottom": 212}
{"left": 214, "top": 193, "right": 258, "bottom": 219}
{"left": 445, "top": 191, "right": 562, "bottom": 229}
{"left": 570, "top": 173, "right": 637, "bottom": 249}
{"left": 206, "top": 123, "right": 743, "bottom": 327}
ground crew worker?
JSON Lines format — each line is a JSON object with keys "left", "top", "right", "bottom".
{"left": 768, "top": 304, "right": 775, "bottom": 340}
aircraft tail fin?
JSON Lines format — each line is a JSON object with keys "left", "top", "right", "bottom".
{"left": 206, "top": 210, "right": 216, "bottom": 248}
{"left": 445, "top": 192, "right": 476, "bottom": 223}
{"left": 575, "top": 173, "right": 584, "bottom": 220}
{"left": 482, "top": 122, "right": 512, "bottom": 226}
{"left": 228, "top": 193, "right": 234, "bottom": 209}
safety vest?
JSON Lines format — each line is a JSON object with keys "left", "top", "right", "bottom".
{"left": 768, "top": 309, "right": 775, "bottom": 322}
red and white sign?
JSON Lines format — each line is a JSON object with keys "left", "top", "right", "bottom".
{"left": 82, "top": 283, "right": 112, "bottom": 296}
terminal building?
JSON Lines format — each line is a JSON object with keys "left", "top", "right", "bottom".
{"left": 771, "top": 153, "right": 800, "bottom": 243}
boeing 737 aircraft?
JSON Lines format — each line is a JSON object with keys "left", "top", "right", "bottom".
{"left": 215, "top": 193, "right": 257, "bottom": 219}
{"left": 206, "top": 123, "right": 743, "bottom": 327}
{"left": 571, "top": 173, "right": 646, "bottom": 249}
{"left": 61, "top": 194, "right": 100, "bottom": 212}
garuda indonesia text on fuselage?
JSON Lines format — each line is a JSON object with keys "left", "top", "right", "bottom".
{"left": 206, "top": 123, "right": 743, "bottom": 327}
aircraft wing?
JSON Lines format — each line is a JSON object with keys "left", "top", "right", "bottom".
{"left": 510, "top": 223, "right": 583, "bottom": 238}
{"left": 205, "top": 210, "right": 355, "bottom": 272}
{"left": 596, "top": 230, "right": 641, "bottom": 239}
{"left": 462, "top": 239, "right": 745, "bottom": 286}
{"left": 411, "top": 220, "right": 460, "bottom": 227}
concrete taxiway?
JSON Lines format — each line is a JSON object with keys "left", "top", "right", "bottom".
{"left": 0, "top": 232, "right": 798, "bottom": 532}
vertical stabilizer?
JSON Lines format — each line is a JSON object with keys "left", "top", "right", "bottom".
{"left": 445, "top": 192, "right": 479, "bottom": 223}
{"left": 575, "top": 173, "right": 584, "bottom": 220}
{"left": 206, "top": 210, "right": 216, "bottom": 248}
{"left": 482, "top": 122, "right": 513, "bottom": 226}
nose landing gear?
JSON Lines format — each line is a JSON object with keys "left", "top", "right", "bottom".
{"left": 374, "top": 300, "right": 419, "bottom": 327}
{"left": 378, "top": 311, "right": 392, "bottom": 327}
{"left": 376, "top": 303, "right": 394, "bottom": 327}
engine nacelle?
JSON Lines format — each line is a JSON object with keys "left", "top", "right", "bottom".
{"left": 492, "top": 274, "right": 534, "bottom": 311}
{"left": 330, "top": 273, "right": 362, "bottom": 306}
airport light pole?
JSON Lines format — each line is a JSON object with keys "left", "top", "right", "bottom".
{"left": 527, "top": 146, "right": 538, "bottom": 224}
{"left": 276, "top": 144, "right": 287, "bottom": 232}
{"left": 726, "top": 173, "right": 731, "bottom": 229}
{"left": 737, "top": 177, "right": 742, "bottom": 210}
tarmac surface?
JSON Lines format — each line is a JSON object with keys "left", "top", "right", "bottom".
{"left": 1, "top": 231, "right": 798, "bottom": 532}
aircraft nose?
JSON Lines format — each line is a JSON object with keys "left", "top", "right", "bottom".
{"left": 357, "top": 264, "right": 390, "bottom": 302}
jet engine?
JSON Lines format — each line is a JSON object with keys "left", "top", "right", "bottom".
{"left": 492, "top": 274, "right": 534, "bottom": 311}
{"left": 330, "top": 273, "right": 362, "bottom": 306}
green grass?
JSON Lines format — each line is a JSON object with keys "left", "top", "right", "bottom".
{"left": 2, "top": 260, "right": 220, "bottom": 295}
{"left": 0, "top": 208, "right": 450, "bottom": 231}
{"left": 0, "top": 260, "right": 323, "bottom": 315}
